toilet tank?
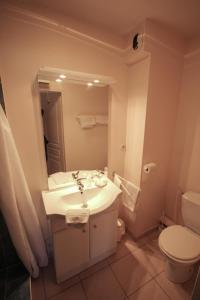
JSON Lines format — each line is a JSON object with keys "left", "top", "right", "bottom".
{"left": 182, "top": 192, "right": 200, "bottom": 234}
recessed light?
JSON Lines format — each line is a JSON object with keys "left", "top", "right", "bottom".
{"left": 87, "top": 82, "right": 93, "bottom": 86}
{"left": 93, "top": 79, "right": 100, "bottom": 83}
{"left": 59, "top": 74, "right": 66, "bottom": 78}
{"left": 56, "top": 78, "right": 62, "bottom": 82}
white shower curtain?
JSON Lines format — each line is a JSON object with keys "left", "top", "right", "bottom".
{"left": 0, "top": 104, "right": 48, "bottom": 277}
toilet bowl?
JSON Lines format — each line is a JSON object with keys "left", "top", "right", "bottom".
{"left": 158, "top": 191, "right": 200, "bottom": 283}
{"left": 159, "top": 225, "right": 200, "bottom": 283}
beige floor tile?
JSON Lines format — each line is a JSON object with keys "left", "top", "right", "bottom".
{"left": 79, "top": 259, "right": 108, "bottom": 280}
{"left": 107, "top": 239, "right": 130, "bottom": 264}
{"left": 137, "top": 230, "right": 161, "bottom": 253}
{"left": 145, "top": 229, "right": 160, "bottom": 242}
{"left": 82, "top": 266, "right": 125, "bottom": 300}
{"left": 132, "top": 243, "right": 165, "bottom": 277}
{"left": 50, "top": 283, "right": 86, "bottom": 300}
{"left": 111, "top": 254, "right": 152, "bottom": 296}
{"left": 43, "top": 263, "right": 80, "bottom": 298}
{"left": 31, "top": 274, "right": 45, "bottom": 300}
{"left": 155, "top": 271, "right": 195, "bottom": 300}
{"left": 128, "top": 279, "right": 170, "bottom": 300}
{"left": 148, "top": 236, "right": 161, "bottom": 251}
{"left": 107, "top": 233, "right": 147, "bottom": 264}
{"left": 125, "top": 233, "right": 149, "bottom": 252}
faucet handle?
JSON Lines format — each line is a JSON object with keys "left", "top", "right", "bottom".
{"left": 72, "top": 170, "right": 80, "bottom": 179}
{"left": 79, "top": 186, "right": 83, "bottom": 194}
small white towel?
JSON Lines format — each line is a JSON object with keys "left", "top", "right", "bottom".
{"left": 114, "top": 174, "right": 122, "bottom": 188}
{"left": 122, "top": 181, "right": 140, "bottom": 212}
{"left": 95, "top": 115, "right": 108, "bottom": 125}
{"left": 77, "top": 115, "right": 96, "bottom": 129}
{"left": 114, "top": 174, "right": 140, "bottom": 212}
{"left": 65, "top": 208, "right": 90, "bottom": 224}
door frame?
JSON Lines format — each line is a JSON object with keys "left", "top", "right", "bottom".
{"left": 39, "top": 89, "right": 66, "bottom": 174}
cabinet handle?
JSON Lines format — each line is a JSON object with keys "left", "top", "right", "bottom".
{"left": 82, "top": 229, "right": 86, "bottom": 233}
{"left": 93, "top": 224, "right": 97, "bottom": 228}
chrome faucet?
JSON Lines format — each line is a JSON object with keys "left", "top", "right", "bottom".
{"left": 78, "top": 179, "right": 89, "bottom": 208}
{"left": 77, "top": 178, "right": 84, "bottom": 194}
{"left": 72, "top": 170, "right": 80, "bottom": 180}
{"left": 77, "top": 178, "right": 88, "bottom": 207}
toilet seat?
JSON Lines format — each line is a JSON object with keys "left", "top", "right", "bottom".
{"left": 159, "top": 225, "right": 200, "bottom": 263}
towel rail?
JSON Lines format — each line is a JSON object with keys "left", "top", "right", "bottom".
{"left": 112, "top": 172, "right": 141, "bottom": 191}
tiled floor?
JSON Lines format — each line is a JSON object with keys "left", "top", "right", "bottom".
{"left": 31, "top": 230, "right": 197, "bottom": 300}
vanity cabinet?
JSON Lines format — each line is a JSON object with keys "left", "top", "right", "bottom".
{"left": 52, "top": 223, "right": 89, "bottom": 283}
{"left": 90, "top": 210, "right": 118, "bottom": 260}
{"left": 50, "top": 200, "right": 118, "bottom": 283}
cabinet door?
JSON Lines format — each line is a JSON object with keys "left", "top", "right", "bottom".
{"left": 53, "top": 223, "right": 89, "bottom": 282}
{"left": 90, "top": 210, "right": 117, "bottom": 260}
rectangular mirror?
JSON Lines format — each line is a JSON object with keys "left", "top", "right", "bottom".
{"left": 0, "top": 79, "right": 6, "bottom": 113}
{"left": 37, "top": 68, "right": 113, "bottom": 175}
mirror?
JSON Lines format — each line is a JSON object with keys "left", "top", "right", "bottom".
{"left": 37, "top": 68, "right": 113, "bottom": 175}
{"left": 0, "top": 79, "right": 6, "bottom": 113}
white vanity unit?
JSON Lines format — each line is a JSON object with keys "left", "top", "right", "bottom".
{"left": 42, "top": 171, "right": 121, "bottom": 283}
{"left": 50, "top": 201, "right": 118, "bottom": 283}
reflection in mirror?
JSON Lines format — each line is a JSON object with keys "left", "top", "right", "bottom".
{"left": 38, "top": 68, "right": 112, "bottom": 175}
{"left": 0, "top": 79, "right": 6, "bottom": 113}
{"left": 40, "top": 91, "right": 65, "bottom": 175}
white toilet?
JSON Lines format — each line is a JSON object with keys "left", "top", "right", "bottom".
{"left": 159, "top": 191, "right": 200, "bottom": 283}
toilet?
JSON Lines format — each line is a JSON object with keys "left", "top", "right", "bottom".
{"left": 159, "top": 191, "right": 200, "bottom": 283}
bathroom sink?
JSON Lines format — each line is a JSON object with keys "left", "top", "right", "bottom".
{"left": 48, "top": 170, "right": 104, "bottom": 191}
{"left": 42, "top": 174, "right": 121, "bottom": 216}
{"left": 61, "top": 188, "right": 99, "bottom": 206}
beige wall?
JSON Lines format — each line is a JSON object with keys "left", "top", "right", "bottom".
{"left": 121, "top": 57, "right": 150, "bottom": 234}
{"left": 165, "top": 51, "right": 200, "bottom": 222}
{"left": 123, "top": 27, "right": 184, "bottom": 237}
{"left": 134, "top": 38, "right": 183, "bottom": 236}
{"left": 62, "top": 83, "right": 108, "bottom": 171}
{"left": 124, "top": 57, "right": 150, "bottom": 186}
{"left": 0, "top": 8, "right": 128, "bottom": 240}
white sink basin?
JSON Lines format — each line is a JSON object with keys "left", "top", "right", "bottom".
{"left": 48, "top": 170, "right": 105, "bottom": 191}
{"left": 42, "top": 175, "right": 121, "bottom": 216}
{"left": 60, "top": 188, "right": 98, "bottom": 206}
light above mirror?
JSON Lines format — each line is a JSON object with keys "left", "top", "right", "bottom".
{"left": 38, "top": 67, "right": 115, "bottom": 87}
{"left": 59, "top": 74, "right": 66, "bottom": 79}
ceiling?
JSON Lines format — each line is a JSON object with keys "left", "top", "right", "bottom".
{"left": 38, "top": 67, "right": 115, "bottom": 87}
{"left": 4, "top": 0, "right": 200, "bottom": 39}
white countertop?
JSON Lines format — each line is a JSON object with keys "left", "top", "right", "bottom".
{"left": 42, "top": 172, "right": 121, "bottom": 216}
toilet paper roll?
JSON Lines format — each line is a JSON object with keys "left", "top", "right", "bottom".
{"left": 143, "top": 162, "right": 156, "bottom": 174}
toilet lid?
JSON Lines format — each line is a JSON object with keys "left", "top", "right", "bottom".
{"left": 159, "top": 225, "right": 200, "bottom": 261}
